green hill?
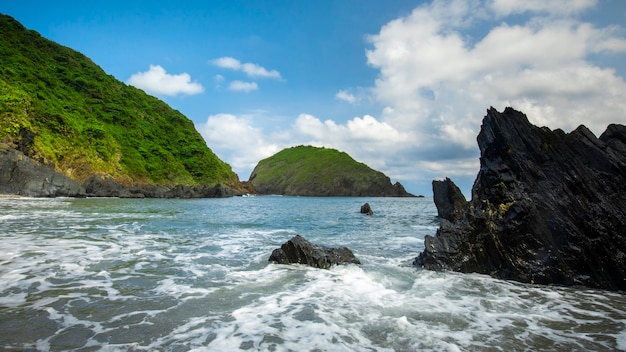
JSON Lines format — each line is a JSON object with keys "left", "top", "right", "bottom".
{"left": 0, "top": 14, "right": 238, "bottom": 187}
{"left": 249, "top": 145, "right": 413, "bottom": 196}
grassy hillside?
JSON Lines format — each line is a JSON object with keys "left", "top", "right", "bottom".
{"left": 249, "top": 145, "right": 411, "bottom": 196}
{"left": 0, "top": 14, "right": 238, "bottom": 186}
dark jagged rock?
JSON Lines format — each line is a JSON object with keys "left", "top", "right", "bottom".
{"left": 360, "top": 202, "right": 374, "bottom": 215}
{"left": 0, "top": 147, "right": 85, "bottom": 197}
{"left": 269, "top": 235, "right": 361, "bottom": 269}
{"left": 432, "top": 178, "right": 466, "bottom": 221}
{"left": 415, "top": 107, "right": 626, "bottom": 291}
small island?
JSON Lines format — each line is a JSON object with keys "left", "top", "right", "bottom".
{"left": 248, "top": 145, "right": 413, "bottom": 197}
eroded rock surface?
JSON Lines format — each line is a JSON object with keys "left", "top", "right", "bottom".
{"left": 0, "top": 147, "right": 85, "bottom": 197}
{"left": 415, "top": 107, "right": 626, "bottom": 291}
{"left": 269, "top": 235, "right": 361, "bottom": 269}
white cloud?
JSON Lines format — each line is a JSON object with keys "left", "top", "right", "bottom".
{"left": 366, "top": 0, "right": 626, "bottom": 151}
{"left": 126, "top": 65, "right": 203, "bottom": 96}
{"left": 489, "top": 0, "right": 597, "bottom": 17}
{"left": 196, "top": 114, "right": 280, "bottom": 178}
{"left": 211, "top": 57, "right": 282, "bottom": 79}
{"left": 241, "top": 63, "right": 282, "bottom": 79}
{"left": 228, "top": 80, "right": 258, "bottom": 92}
{"left": 212, "top": 57, "right": 241, "bottom": 70}
{"left": 335, "top": 90, "right": 358, "bottom": 104}
{"left": 200, "top": 0, "right": 626, "bottom": 195}
{"left": 291, "top": 113, "right": 413, "bottom": 173}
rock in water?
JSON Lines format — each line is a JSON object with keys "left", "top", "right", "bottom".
{"left": 269, "top": 235, "right": 361, "bottom": 269}
{"left": 415, "top": 107, "right": 626, "bottom": 291}
{"left": 360, "top": 202, "right": 374, "bottom": 215}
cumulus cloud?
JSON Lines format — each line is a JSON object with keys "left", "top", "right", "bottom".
{"left": 211, "top": 57, "right": 282, "bottom": 79}
{"left": 200, "top": 0, "right": 626, "bottom": 195}
{"left": 127, "top": 65, "right": 203, "bottom": 96}
{"left": 366, "top": 0, "right": 626, "bottom": 153}
{"left": 196, "top": 114, "right": 281, "bottom": 178}
{"left": 335, "top": 90, "right": 358, "bottom": 104}
{"left": 197, "top": 112, "right": 414, "bottom": 182}
{"left": 290, "top": 113, "right": 413, "bottom": 176}
{"left": 228, "top": 80, "right": 258, "bottom": 92}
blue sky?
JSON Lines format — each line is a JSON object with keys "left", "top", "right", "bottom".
{"left": 3, "top": 0, "right": 626, "bottom": 196}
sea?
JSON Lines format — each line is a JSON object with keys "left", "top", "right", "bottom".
{"left": 0, "top": 196, "right": 625, "bottom": 351}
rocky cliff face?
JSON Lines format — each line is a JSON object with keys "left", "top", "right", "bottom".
{"left": 0, "top": 146, "right": 244, "bottom": 198}
{"left": 0, "top": 147, "right": 85, "bottom": 197}
{"left": 415, "top": 107, "right": 626, "bottom": 291}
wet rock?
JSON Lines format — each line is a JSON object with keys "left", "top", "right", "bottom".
{"left": 360, "top": 202, "right": 374, "bottom": 215}
{"left": 415, "top": 107, "right": 626, "bottom": 291}
{"left": 269, "top": 235, "right": 361, "bottom": 269}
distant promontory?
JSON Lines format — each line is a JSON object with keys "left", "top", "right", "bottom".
{"left": 248, "top": 145, "right": 413, "bottom": 197}
{"left": 0, "top": 14, "right": 245, "bottom": 197}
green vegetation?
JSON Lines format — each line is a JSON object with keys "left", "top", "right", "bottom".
{"left": 250, "top": 145, "right": 409, "bottom": 196}
{"left": 0, "top": 14, "right": 238, "bottom": 186}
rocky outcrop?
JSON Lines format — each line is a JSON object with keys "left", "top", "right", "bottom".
{"left": 0, "top": 147, "right": 244, "bottom": 198}
{"left": 415, "top": 107, "right": 626, "bottom": 291}
{"left": 0, "top": 147, "right": 85, "bottom": 197}
{"left": 360, "top": 202, "right": 374, "bottom": 215}
{"left": 83, "top": 175, "right": 241, "bottom": 198}
{"left": 269, "top": 235, "right": 361, "bottom": 269}
{"left": 432, "top": 178, "right": 466, "bottom": 221}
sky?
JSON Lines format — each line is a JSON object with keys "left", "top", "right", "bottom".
{"left": 2, "top": 0, "right": 626, "bottom": 196}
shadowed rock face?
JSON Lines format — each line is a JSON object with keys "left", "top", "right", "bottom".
{"left": 269, "top": 235, "right": 361, "bottom": 269}
{"left": 0, "top": 147, "right": 243, "bottom": 198}
{"left": 432, "top": 178, "right": 466, "bottom": 222}
{"left": 360, "top": 202, "right": 374, "bottom": 216}
{"left": 0, "top": 148, "right": 85, "bottom": 197}
{"left": 415, "top": 107, "right": 626, "bottom": 291}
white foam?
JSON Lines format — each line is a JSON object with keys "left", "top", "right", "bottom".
{"left": 1, "top": 197, "right": 625, "bottom": 351}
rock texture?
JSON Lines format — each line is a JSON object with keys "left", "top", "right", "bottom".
{"left": 269, "top": 235, "right": 361, "bottom": 269}
{"left": 83, "top": 175, "right": 238, "bottom": 198}
{"left": 0, "top": 146, "right": 244, "bottom": 198}
{"left": 360, "top": 202, "right": 374, "bottom": 216}
{"left": 415, "top": 107, "right": 626, "bottom": 291}
{"left": 432, "top": 178, "right": 466, "bottom": 221}
{"left": 0, "top": 147, "right": 85, "bottom": 197}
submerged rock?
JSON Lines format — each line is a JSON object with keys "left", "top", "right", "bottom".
{"left": 415, "top": 107, "right": 626, "bottom": 291}
{"left": 269, "top": 235, "right": 361, "bottom": 269}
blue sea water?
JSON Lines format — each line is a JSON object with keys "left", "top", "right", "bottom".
{"left": 0, "top": 196, "right": 625, "bottom": 351}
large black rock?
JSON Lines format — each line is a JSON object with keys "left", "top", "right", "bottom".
{"left": 0, "top": 147, "right": 85, "bottom": 197}
{"left": 269, "top": 235, "right": 361, "bottom": 269}
{"left": 415, "top": 107, "right": 626, "bottom": 291}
